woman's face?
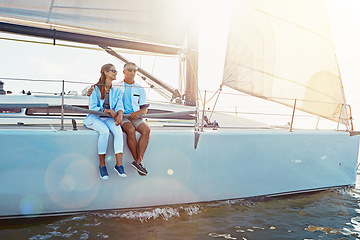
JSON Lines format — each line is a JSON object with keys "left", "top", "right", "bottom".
{"left": 104, "top": 66, "right": 117, "bottom": 81}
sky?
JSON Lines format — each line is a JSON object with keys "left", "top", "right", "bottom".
{"left": 0, "top": 0, "right": 360, "bottom": 130}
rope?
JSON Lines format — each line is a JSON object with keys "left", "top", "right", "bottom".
{"left": 205, "top": 87, "right": 222, "bottom": 104}
{"left": 208, "top": 85, "right": 223, "bottom": 121}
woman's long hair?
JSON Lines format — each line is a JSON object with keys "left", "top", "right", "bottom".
{"left": 96, "top": 63, "right": 114, "bottom": 99}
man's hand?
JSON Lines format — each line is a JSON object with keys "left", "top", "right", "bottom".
{"left": 129, "top": 108, "right": 147, "bottom": 120}
{"left": 129, "top": 111, "right": 142, "bottom": 120}
{"left": 87, "top": 86, "right": 94, "bottom": 96}
{"left": 104, "top": 109, "right": 117, "bottom": 119}
{"left": 115, "top": 111, "right": 123, "bottom": 126}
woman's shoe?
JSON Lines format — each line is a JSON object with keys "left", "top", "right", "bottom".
{"left": 99, "top": 166, "right": 109, "bottom": 180}
{"left": 114, "top": 165, "right": 127, "bottom": 177}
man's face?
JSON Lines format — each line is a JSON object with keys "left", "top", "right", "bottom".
{"left": 123, "top": 64, "right": 137, "bottom": 81}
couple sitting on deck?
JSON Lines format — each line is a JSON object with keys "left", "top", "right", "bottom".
{"left": 83, "top": 62, "right": 151, "bottom": 180}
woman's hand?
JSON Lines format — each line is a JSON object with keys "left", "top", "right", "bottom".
{"left": 114, "top": 110, "right": 123, "bottom": 126}
{"left": 104, "top": 109, "right": 117, "bottom": 119}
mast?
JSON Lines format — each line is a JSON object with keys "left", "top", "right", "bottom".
{"left": 184, "top": 23, "right": 198, "bottom": 106}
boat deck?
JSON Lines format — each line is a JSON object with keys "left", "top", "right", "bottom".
{"left": 0, "top": 123, "right": 348, "bottom": 134}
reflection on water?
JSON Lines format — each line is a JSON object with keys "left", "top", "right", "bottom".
{"left": 305, "top": 225, "right": 342, "bottom": 235}
{"left": 2, "top": 184, "right": 360, "bottom": 239}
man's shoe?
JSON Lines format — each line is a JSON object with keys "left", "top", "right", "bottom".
{"left": 139, "top": 163, "right": 148, "bottom": 175}
{"left": 131, "top": 161, "right": 147, "bottom": 175}
{"left": 114, "top": 165, "right": 127, "bottom": 177}
{"left": 99, "top": 166, "right": 109, "bottom": 180}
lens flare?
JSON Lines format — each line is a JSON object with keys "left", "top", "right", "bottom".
{"left": 20, "top": 194, "right": 43, "bottom": 216}
{"left": 167, "top": 169, "right": 174, "bottom": 175}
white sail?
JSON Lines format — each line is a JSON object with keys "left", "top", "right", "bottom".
{"left": 222, "top": 0, "right": 349, "bottom": 125}
{"left": 0, "top": 0, "right": 194, "bottom": 49}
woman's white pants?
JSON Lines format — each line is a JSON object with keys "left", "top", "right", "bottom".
{"left": 85, "top": 117, "right": 123, "bottom": 154}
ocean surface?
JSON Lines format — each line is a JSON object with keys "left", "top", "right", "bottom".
{"left": 1, "top": 179, "right": 360, "bottom": 240}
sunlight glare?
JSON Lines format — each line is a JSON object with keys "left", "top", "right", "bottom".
{"left": 167, "top": 169, "right": 174, "bottom": 175}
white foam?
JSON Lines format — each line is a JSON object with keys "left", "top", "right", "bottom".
{"left": 96, "top": 204, "right": 202, "bottom": 222}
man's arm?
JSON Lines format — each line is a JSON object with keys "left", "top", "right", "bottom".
{"left": 86, "top": 85, "right": 94, "bottom": 97}
{"left": 88, "top": 86, "right": 104, "bottom": 112}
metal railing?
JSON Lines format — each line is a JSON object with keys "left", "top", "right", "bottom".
{"left": 282, "top": 99, "right": 353, "bottom": 132}
{"left": 0, "top": 77, "right": 355, "bottom": 133}
{"left": 198, "top": 91, "right": 355, "bottom": 132}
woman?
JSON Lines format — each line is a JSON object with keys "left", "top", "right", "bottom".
{"left": 83, "top": 63, "right": 126, "bottom": 180}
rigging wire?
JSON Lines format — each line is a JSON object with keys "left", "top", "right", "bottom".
{"left": 208, "top": 85, "right": 223, "bottom": 121}
{"left": 0, "top": 77, "right": 93, "bottom": 85}
{"left": 186, "top": 55, "right": 223, "bottom": 122}
{"left": 204, "top": 87, "right": 222, "bottom": 104}
{"left": 179, "top": 55, "right": 186, "bottom": 94}
{"left": 152, "top": 55, "right": 157, "bottom": 75}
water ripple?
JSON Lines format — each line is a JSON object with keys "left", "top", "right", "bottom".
{"left": 94, "top": 204, "right": 202, "bottom": 222}
{"left": 3, "top": 188, "right": 360, "bottom": 240}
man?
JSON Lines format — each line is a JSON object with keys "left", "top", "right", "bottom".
{"left": 120, "top": 62, "right": 150, "bottom": 176}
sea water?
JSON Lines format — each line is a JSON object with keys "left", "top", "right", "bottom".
{"left": 1, "top": 183, "right": 360, "bottom": 239}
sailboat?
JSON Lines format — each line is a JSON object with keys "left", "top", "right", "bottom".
{"left": 0, "top": 0, "right": 359, "bottom": 219}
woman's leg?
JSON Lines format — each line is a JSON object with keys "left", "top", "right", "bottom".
{"left": 99, "top": 154, "right": 106, "bottom": 167}
{"left": 85, "top": 118, "right": 110, "bottom": 163}
{"left": 104, "top": 118, "right": 124, "bottom": 166}
{"left": 103, "top": 118, "right": 127, "bottom": 177}
{"left": 114, "top": 153, "right": 123, "bottom": 166}
{"left": 85, "top": 118, "right": 111, "bottom": 180}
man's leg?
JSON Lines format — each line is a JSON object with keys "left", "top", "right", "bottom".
{"left": 136, "top": 122, "right": 151, "bottom": 163}
{"left": 121, "top": 122, "right": 138, "bottom": 162}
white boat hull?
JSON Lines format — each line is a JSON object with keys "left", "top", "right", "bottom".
{"left": 0, "top": 127, "right": 358, "bottom": 218}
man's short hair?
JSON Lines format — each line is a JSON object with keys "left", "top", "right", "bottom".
{"left": 123, "top": 62, "right": 137, "bottom": 70}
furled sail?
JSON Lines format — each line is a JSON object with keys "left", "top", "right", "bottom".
{"left": 0, "top": 0, "right": 194, "bottom": 53}
{"left": 222, "top": 0, "right": 349, "bottom": 126}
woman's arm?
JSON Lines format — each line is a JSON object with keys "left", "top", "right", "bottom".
{"left": 88, "top": 86, "right": 104, "bottom": 112}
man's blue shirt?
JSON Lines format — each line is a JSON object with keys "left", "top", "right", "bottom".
{"left": 123, "top": 82, "right": 134, "bottom": 114}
